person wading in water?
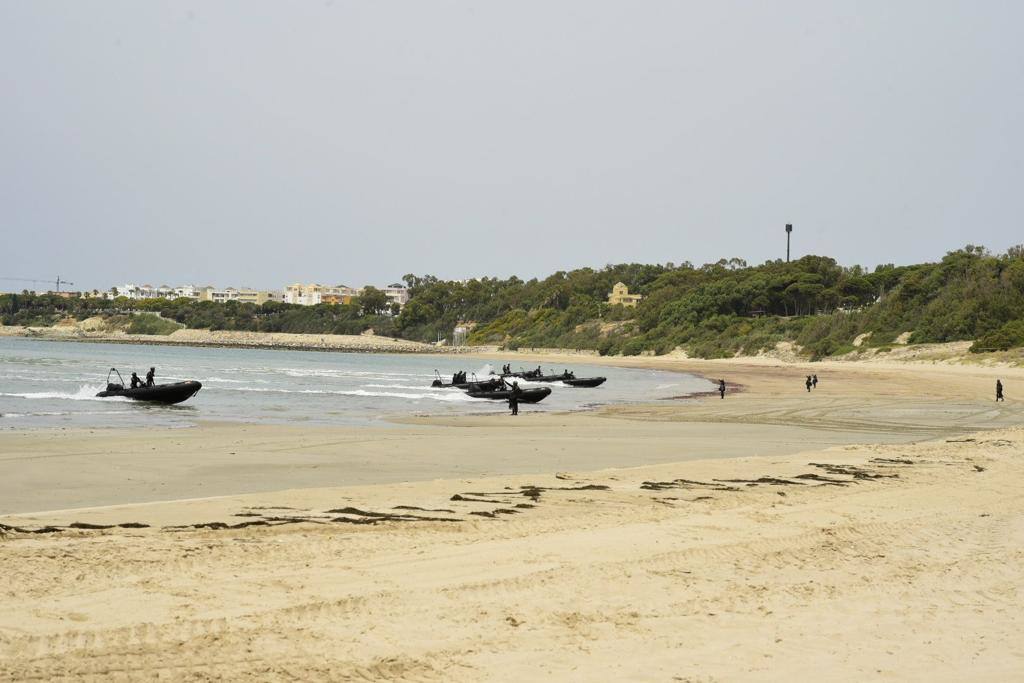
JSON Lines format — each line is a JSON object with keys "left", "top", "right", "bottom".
{"left": 718, "top": 379, "right": 726, "bottom": 399}
{"left": 509, "top": 381, "right": 522, "bottom": 416}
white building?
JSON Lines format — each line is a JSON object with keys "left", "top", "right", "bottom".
{"left": 114, "top": 284, "right": 151, "bottom": 300}
{"left": 111, "top": 283, "right": 282, "bottom": 304}
{"left": 278, "top": 281, "right": 408, "bottom": 308}
{"left": 383, "top": 284, "right": 410, "bottom": 308}
{"left": 173, "top": 285, "right": 201, "bottom": 299}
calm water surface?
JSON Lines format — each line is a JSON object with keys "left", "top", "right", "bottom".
{"left": 0, "top": 338, "right": 713, "bottom": 429}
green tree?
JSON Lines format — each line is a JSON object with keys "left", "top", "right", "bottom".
{"left": 358, "top": 287, "right": 389, "bottom": 316}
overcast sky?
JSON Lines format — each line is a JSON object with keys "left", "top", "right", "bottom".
{"left": 2, "top": 1, "right": 1022, "bottom": 292}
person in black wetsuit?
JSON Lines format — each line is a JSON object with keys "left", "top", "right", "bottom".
{"left": 146, "top": 367, "right": 155, "bottom": 387}
{"left": 719, "top": 379, "right": 726, "bottom": 399}
{"left": 130, "top": 372, "right": 143, "bottom": 389}
{"left": 509, "top": 381, "right": 522, "bottom": 416}
{"left": 805, "top": 375, "right": 812, "bottom": 392}
{"left": 996, "top": 379, "right": 1004, "bottom": 402}
{"left": 812, "top": 374, "right": 818, "bottom": 389}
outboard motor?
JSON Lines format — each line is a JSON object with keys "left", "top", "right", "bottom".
{"left": 107, "top": 383, "right": 123, "bottom": 392}
{"left": 431, "top": 379, "right": 443, "bottom": 388}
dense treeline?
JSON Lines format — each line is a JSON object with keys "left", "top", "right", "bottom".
{"left": 3, "top": 245, "right": 1023, "bottom": 358}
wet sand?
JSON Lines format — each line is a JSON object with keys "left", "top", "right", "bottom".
{"left": 1, "top": 356, "right": 1022, "bottom": 680}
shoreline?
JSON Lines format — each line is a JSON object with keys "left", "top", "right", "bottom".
{"left": 2, "top": 354, "right": 1022, "bottom": 678}
{"left": 2, "top": 355, "right": 1020, "bottom": 515}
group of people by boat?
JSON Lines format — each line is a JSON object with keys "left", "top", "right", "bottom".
{"left": 429, "top": 364, "right": 608, "bottom": 414}
{"left": 128, "top": 367, "right": 157, "bottom": 389}
{"left": 497, "top": 366, "right": 605, "bottom": 388}
{"left": 90, "top": 360, "right": 1009, "bottom": 412}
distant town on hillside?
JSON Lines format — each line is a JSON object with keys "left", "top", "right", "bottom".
{"left": 14, "top": 282, "right": 412, "bottom": 310}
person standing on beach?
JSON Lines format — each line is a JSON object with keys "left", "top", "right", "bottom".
{"left": 805, "top": 375, "right": 813, "bottom": 392}
{"left": 812, "top": 374, "right": 818, "bottom": 389}
{"left": 509, "top": 381, "right": 522, "bottom": 416}
{"left": 719, "top": 379, "right": 726, "bottom": 399}
{"left": 996, "top": 379, "right": 1004, "bottom": 401}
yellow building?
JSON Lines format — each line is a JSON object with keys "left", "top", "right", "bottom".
{"left": 607, "top": 282, "right": 642, "bottom": 308}
{"left": 284, "top": 283, "right": 359, "bottom": 306}
{"left": 321, "top": 293, "right": 356, "bottom": 305}
{"left": 196, "top": 287, "right": 283, "bottom": 305}
{"left": 235, "top": 289, "right": 283, "bottom": 305}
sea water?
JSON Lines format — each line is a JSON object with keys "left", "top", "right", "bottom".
{"left": 0, "top": 337, "right": 713, "bottom": 429}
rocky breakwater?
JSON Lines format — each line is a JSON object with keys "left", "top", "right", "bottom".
{"left": 162, "top": 329, "right": 444, "bottom": 353}
{"left": 0, "top": 325, "right": 461, "bottom": 354}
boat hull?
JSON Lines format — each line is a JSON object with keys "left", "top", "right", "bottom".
{"left": 432, "top": 379, "right": 502, "bottom": 390}
{"left": 466, "top": 386, "right": 552, "bottom": 403}
{"left": 96, "top": 381, "right": 202, "bottom": 405}
{"left": 563, "top": 377, "right": 606, "bottom": 388}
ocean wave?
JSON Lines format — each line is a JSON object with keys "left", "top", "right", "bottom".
{"left": 1, "top": 409, "right": 139, "bottom": 418}
{"left": 217, "top": 386, "right": 278, "bottom": 392}
{"left": 362, "top": 383, "right": 453, "bottom": 391}
{"left": 0, "top": 384, "right": 131, "bottom": 402}
{"left": 206, "top": 385, "right": 479, "bottom": 401}
{"left": 276, "top": 368, "right": 432, "bottom": 379}
{"left": 308, "top": 389, "right": 481, "bottom": 402}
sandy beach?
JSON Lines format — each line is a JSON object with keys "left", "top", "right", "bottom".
{"left": 1, "top": 355, "right": 1022, "bottom": 680}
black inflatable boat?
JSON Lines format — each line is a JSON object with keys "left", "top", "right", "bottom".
{"left": 431, "top": 372, "right": 501, "bottom": 391}
{"left": 563, "top": 377, "right": 606, "bottom": 388}
{"left": 502, "top": 369, "right": 606, "bottom": 388}
{"left": 466, "top": 386, "right": 552, "bottom": 403}
{"left": 95, "top": 369, "right": 202, "bottom": 405}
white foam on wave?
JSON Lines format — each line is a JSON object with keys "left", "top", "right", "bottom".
{"left": 0, "top": 384, "right": 131, "bottom": 402}
{"left": 218, "top": 386, "right": 277, "bottom": 392}
{"left": 363, "top": 383, "right": 451, "bottom": 391}
{"left": 277, "top": 368, "right": 431, "bottom": 379}
{"left": 302, "top": 388, "right": 480, "bottom": 402}
{"left": 210, "top": 385, "right": 479, "bottom": 401}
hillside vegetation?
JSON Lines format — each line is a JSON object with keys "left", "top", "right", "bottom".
{"left": 397, "top": 245, "right": 1024, "bottom": 358}
{"left": 2, "top": 245, "right": 1022, "bottom": 359}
